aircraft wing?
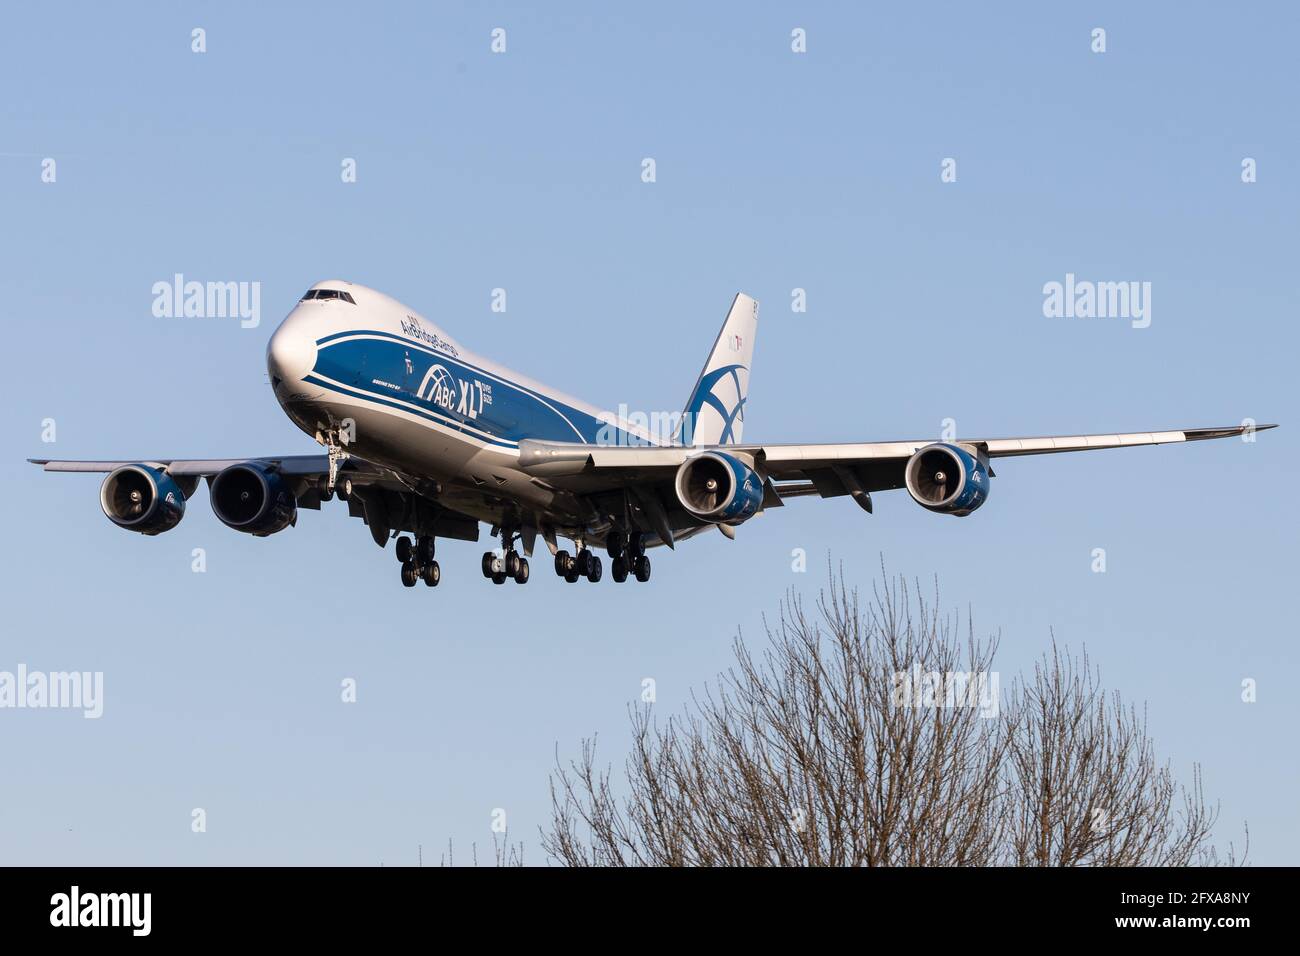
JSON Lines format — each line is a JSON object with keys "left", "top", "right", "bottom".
{"left": 519, "top": 423, "right": 1274, "bottom": 502}
{"left": 27, "top": 454, "right": 481, "bottom": 547}
{"left": 29, "top": 455, "right": 334, "bottom": 476}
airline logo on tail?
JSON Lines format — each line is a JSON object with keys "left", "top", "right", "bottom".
{"left": 679, "top": 293, "right": 758, "bottom": 446}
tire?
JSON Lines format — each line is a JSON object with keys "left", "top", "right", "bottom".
{"left": 422, "top": 560, "right": 440, "bottom": 587}
{"left": 628, "top": 531, "right": 645, "bottom": 558}
{"left": 482, "top": 551, "right": 497, "bottom": 578}
{"left": 492, "top": 571, "right": 507, "bottom": 585}
{"left": 417, "top": 536, "right": 436, "bottom": 565}
{"left": 554, "top": 550, "right": 570, "bottom": 576}
{"left": 514, "top": 558, "right": 530, "bottom": 584}
{"left": 611, "top": 557, "right": 628, "bottom": 583}
{"left": 564, "top": 571, "right": 579, "bottom": 583}
{"left": 401, "top": 561, "right": 418, "bottom": 587}
{"left": 576, "top": 549, "right": 592, "bottom": 576}
{"left": 587, "top": 555, "right": 603, "bottom": 583}
{"left": 338, "top": 477, "right": 353, "bottom": 501}
{"left": 396, "top": 536, "right": 413, "bottom": 563}
{"left": 504, "top": 551, "right": 520, "bottom": 578}
{"left": 606, "top": 531, "right": 625, "bottom": 559}
{"left": 633, "top": 555, "right": 651, "bottom": 583}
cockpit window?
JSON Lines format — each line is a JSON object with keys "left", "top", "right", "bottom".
{"left": 299, "top": 289, "right": 356, "bottom": 304}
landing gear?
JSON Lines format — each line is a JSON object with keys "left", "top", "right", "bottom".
{"left": 483, "top": 543, "right": 530, "bottom": 584}
{"left": 626, "top": 531, "right": 646, "bottom": 559}
{"left": 321, "top": 425, "right": 351, "bottom": 498}
{"left": 398, "top": 534, "right": 438, "bottom": 587}
{"left": 605, "top": 530, "right": 625, "bottom": 559}
{"left": 602, "top": 530, "right": 648, "bottom": 583}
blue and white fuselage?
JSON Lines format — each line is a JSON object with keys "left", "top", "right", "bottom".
{"left": 32, "top": 278, "right": 1271, "bottom": 588}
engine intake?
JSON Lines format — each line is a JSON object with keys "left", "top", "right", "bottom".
{"left": 904, "top": 443, "right": 990, "bottom": 516}
{"left": 210, "top": 463, "right": 297, "bottom": 536}
{"left": 99, "top": 464, "right": 186, "bottom": 535}
{"left": 674, "top": 451, "right": 764, "bottom": 525}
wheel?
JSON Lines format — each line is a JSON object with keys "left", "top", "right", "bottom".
{"left": 492, "top": 570, "right": 507, "bottom": 585}
{"left": 514, "top": 557, "right": 529, "bottom": 584}
{"left": 564, "top": 570, "right": 579, "bottom": 583}
{"left": 554, "top": 550, "right": 570, "bottom": 576}
{"left": 337, "top": 477, "right": 353, "bottom": 501}
{"left": 605, "top": 531, "right": 625, "bottom": 559}
{"left": 482, "top": 551, "right": 497, "bottom": 578}
{"left": 417, "top": 536, "right": 436, "bottom": 565}
{"left": 576, "top": 548, "right": 592, "bottom": 576}
{"left": 421, "top": 560, "right": 440, "bottom": 587}
{"left": 318, "top": 479, "right": 334, "bottom": 503}
{"left": 505, "top": 550, "right": 521, "bottom": 577}
{"left": 400, "top": 561, "right": 418, "bottom": 587}
{"left": 633, "top": 555, "right": 651, "bottom": 582}
{"left": 396, "top": 536, "right": 413, "bottom": 563}
{"left": 612, "top": 557, "right": 628, "bottom": 583}
{"left": 627, "top": 531, "right": 645, "bottom": 558}
{"left": 586, "top": 555, "right": 603, "bottom": 583}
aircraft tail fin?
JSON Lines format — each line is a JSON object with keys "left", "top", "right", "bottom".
{"left": 678, "top": 293, "right": 758, "bottom": 446}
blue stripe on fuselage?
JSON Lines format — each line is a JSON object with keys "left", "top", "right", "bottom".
{"left": 310, "top": 331, "right": 640, "bottom": 447}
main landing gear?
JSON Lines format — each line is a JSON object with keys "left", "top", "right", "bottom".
{"left": 481, "top": 528, "right": 530, "bottom": 585}
{"left": 396, "top": 534, "right": 440, "bottom": 588}
{"left": 554, "top": 530, "right": 650, "bottom": 584}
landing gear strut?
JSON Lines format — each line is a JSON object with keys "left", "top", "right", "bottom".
{"left": 396, "top": 534, "right": 439, "bottom": 588}
{"left": 319, "top": 425, "right": 351, "bottom": 498}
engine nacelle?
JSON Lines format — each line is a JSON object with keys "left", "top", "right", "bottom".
{"left": 210, "top": 463, "right": 297, "bottom": 536}
{"left": 99, "top": 464, "right": 186, "bottom": 535}
{"left": 904, "top": 443, "right": 990, "bottom": 516}
{"left": 674, "top": 451, "right": 765, "bottom": 525}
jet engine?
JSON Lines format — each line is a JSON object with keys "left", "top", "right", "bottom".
{"left": 674, "top": 451, "right": 765, "bottom": 525}
{"left": 904, "top": 443, "right": 990, "bottom": 516}
{"left": 99, "top": 464, "right": 186, "bottom": 535}
{"left": 210, "top": 463, "right": 297, "bottom": 536}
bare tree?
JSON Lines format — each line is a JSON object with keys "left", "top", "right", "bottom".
{"left": 543, "top": 567, "right": 1245, "bottom": 867}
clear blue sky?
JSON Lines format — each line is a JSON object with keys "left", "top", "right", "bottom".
{"left": 2, "top": 1, "right": 1295, "bottom": 865}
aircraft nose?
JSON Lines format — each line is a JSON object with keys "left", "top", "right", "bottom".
{"left": 266, "top": 315, "right": 317, "bottom": 387}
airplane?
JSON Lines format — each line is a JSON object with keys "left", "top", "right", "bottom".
{"left": 30, "top": 281, "right": 1274, "bottom": 588}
